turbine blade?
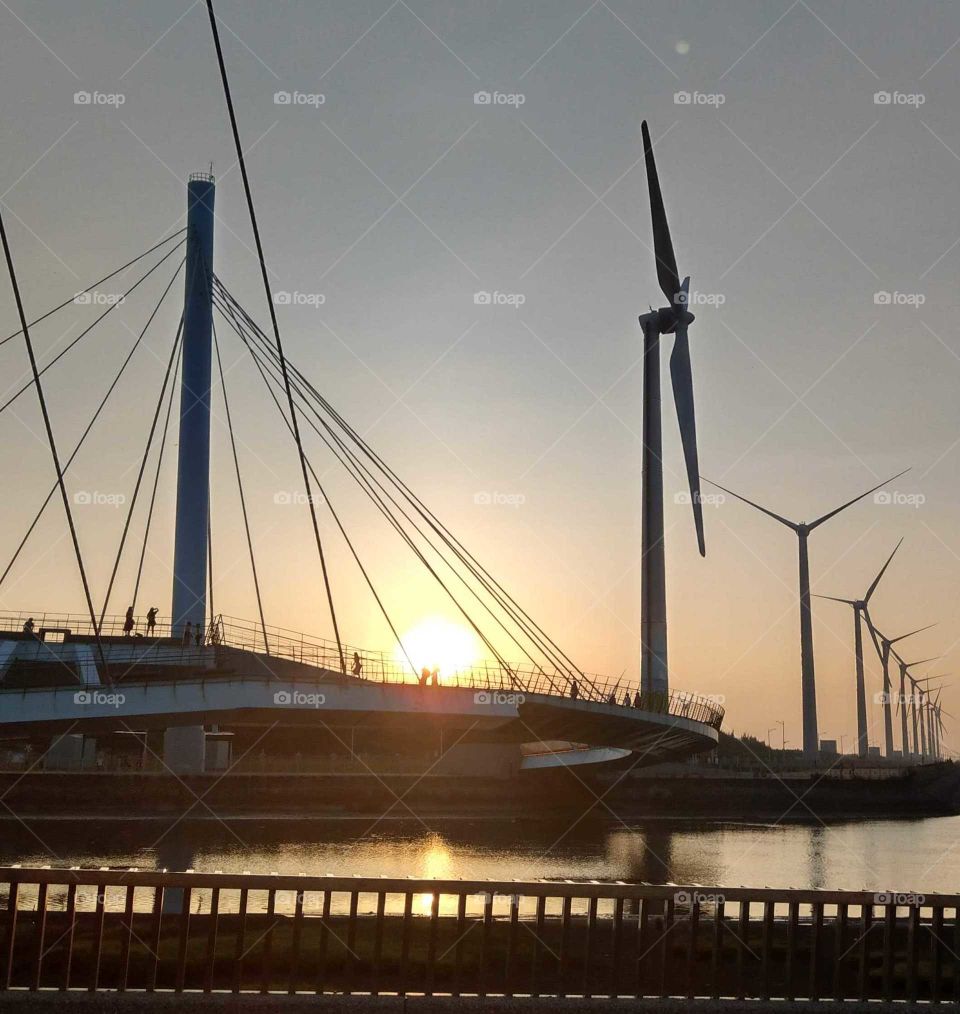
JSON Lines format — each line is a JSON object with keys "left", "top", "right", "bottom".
{"left": 641, "top": 120, "right": 681, "bottom": 307}
{"left": 890, "top": 623, "right": 936, "bottom": 645}
{"left": 670, "top": 316, "right": 705, "bottom": 556}
{"left": 813, "top": 594, "right": 858, "bottom": 605}
{"left": 701, "top": 478, "right": 798, "bottom": 530}
{"left": 904, "top": 656, "right": 940, "bottom": 670}
{"left": 807, "top": 469, "right": 910, "bottom": 531}
{"left": 862, "top": 607, "right": 885, "bottom": 661}
{"left": 864, "top": 538, "right": 903, "bottom": 603}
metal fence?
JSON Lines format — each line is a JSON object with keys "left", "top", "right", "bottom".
{"left": 0, "top": 611, "right": 724, "bottom": 730}
{"left": 0, "top": 866, "right": 956, "bottom": 1000}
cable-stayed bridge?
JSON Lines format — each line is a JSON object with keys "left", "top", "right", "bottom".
{"left": 0, "top": 3, "right": 724, "bottom": 776}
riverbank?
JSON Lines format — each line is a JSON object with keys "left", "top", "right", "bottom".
{"left": 1, "top": 761, "right": 956, "bottom": 822}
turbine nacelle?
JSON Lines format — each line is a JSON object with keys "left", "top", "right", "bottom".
{"left": 643, "top": 304, "right": 695, "bottom": 334}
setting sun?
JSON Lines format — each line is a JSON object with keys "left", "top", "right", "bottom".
{"left": 395, "top": 616, "right": 482, "bottom": 680}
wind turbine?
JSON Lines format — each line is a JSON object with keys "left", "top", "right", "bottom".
{"left": 705, "top": 470, "right": 907, "bottom": 759}
{"left": 910, "top": 675, "right": 945, "bottom": 761}
{"left": 891, "top": 650, "right": 939, "bottom": 761}
{"left": 637, "top": 121, "right": 706, "bottom": 696}
{"left": 865, "top": 621, "right": 935, "bottom": 759}
{"left": 815, "top": 540, "right": 901, "bottom": 758}
{"left": 931, "top": 691, "right": 951, "bottom": 760}
{"left": 924, "top": 684, "right": 951, "bottom": 761}
{"left": 900, "top": 669, "right": 944, "bottom": 758}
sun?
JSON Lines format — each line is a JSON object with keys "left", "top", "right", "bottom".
{"left": 395, "top": 616, "right": 482, "bottom": 680}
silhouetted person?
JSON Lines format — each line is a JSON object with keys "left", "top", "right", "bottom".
{"left": 182, "top": 621, "right": 192, "bottom": 647}
{"left": 623, "top": 691, "right": 631, "bottom": 707}
{"left": 633, "top": 689, "right": 641, "bottom": 708}
{"left": 123, "top": 606, "right": 135, "bottom": 637}
{"left": 146, "top": 607, "right": 158, "bottom": 635}
{"left": 419, "top": 667, "right": 430, "bottom": 686}
{"left": 608, "top": 690, "right": 617, "bottom": 705}
{"left": 570, "top": 680, "right": 579, "bottom": 699}
{"left": 194, "top": 625, "right": 202, "bottom": 647}
{"left": 22, "top": 617, "right": 34, "bottom": 635}
{"left": 431, "top": 666, "right": 440, "bottom": 686}
{"left": 352, "top": 652, "right": 362, "bottom": 676}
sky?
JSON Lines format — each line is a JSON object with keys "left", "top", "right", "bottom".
{"left": 0, "top": 0, "right": 958, "bottom": 752}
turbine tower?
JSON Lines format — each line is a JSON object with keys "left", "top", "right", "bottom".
{"left": 637, "top": 122, "right": 705, "bottom": 696}
{"left": 706, "top": 472, "right": 905, "bottom": 759}
{"left": 171, "top": 172, "right": 216, "bottom": 638}
{"left": 866, "top": 622, "right": 934, "bottom": 758}
{"left": 815, "top": 540, "right": 901, "bottom": 758}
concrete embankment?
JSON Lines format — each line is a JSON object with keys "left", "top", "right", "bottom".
{"left": 0, "top": 761, "right": 957, "bottom": 820}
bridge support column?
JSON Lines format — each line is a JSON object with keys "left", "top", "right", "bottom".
{"left": 163, "top": 726, "right": 206, "bottom": 774}
{"left": 171, "top": 173, "right": 216, "bottom": 639}
{"left": 44, "top": 733, "right": 96, "bottom": 770}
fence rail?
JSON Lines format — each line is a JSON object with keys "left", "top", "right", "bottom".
{"left": 0, "top": 866, "right": 956, "bottom": 1000}
{"left": 0, "top": 611, "right": 724, "bottom": 731}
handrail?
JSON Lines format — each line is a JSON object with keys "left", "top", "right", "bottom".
{"left": 0, "top": 610, "right": 725, "bottom": 730}
{"left": 0, "top": 864, "right": 952, "bottom": 999}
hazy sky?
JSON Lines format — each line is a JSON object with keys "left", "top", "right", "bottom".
{"left": 1, "top": 0, "right": 959, "bottom": 751}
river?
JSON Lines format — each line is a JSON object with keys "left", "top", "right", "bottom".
{"left": 2, "top": 815, "right": 957, "bottom": 901}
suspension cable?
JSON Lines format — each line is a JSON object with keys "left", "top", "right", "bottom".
{"left": 227, "top": 305, "right": 539, "bottom": 685}
{"left": 0, "top": 204, "right": 106, "bottom": 670}
{"left": 132, "top": 340, "right": 182, "bottom": 610}
{"left": 207, "top": 506, "right": 214, "bottom": 638}
{"left": 215, "top": 295, "right": 512, "bottom": 680}
{"left": 99, "top": 307, "right": 185, "bottom": 625}
{"left": 0, "top": 257, "right": 186, "bottom": 592}
{"left": 0, "top": 237, "right": 186, "bottom": 417}
{"left": 213, "top": 283, "right": 584, "bottom": 691}
{"left": 212, "top": 321, "right": 269, "bottom": 656}
{"left": 205, "top": 0, "right": 345, "bottom": 673}
{"left": 213, "top": 300, "right": 421, "bottom": 676}
{"left": 0, "top": 229, "right": 186, "bottom": 349}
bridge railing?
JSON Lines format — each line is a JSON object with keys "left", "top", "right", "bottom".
{"left": 0, "top": 865, "right": 955, "bottom": 1000}
{"left": 0, "top": 611, "right": 724, "bottom": 730}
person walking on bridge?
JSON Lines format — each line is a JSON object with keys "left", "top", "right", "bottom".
{"left": 123, "top": 606, "right": 135, "bottom": 637}
{"left": 352, "top": 652, "right": 363, "bottom": 677}
{"left": 182, "top": 621, "right": 193, "bottom": 647}
{"left": 146, "top": 607, "right": 158, "bottom": 636}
